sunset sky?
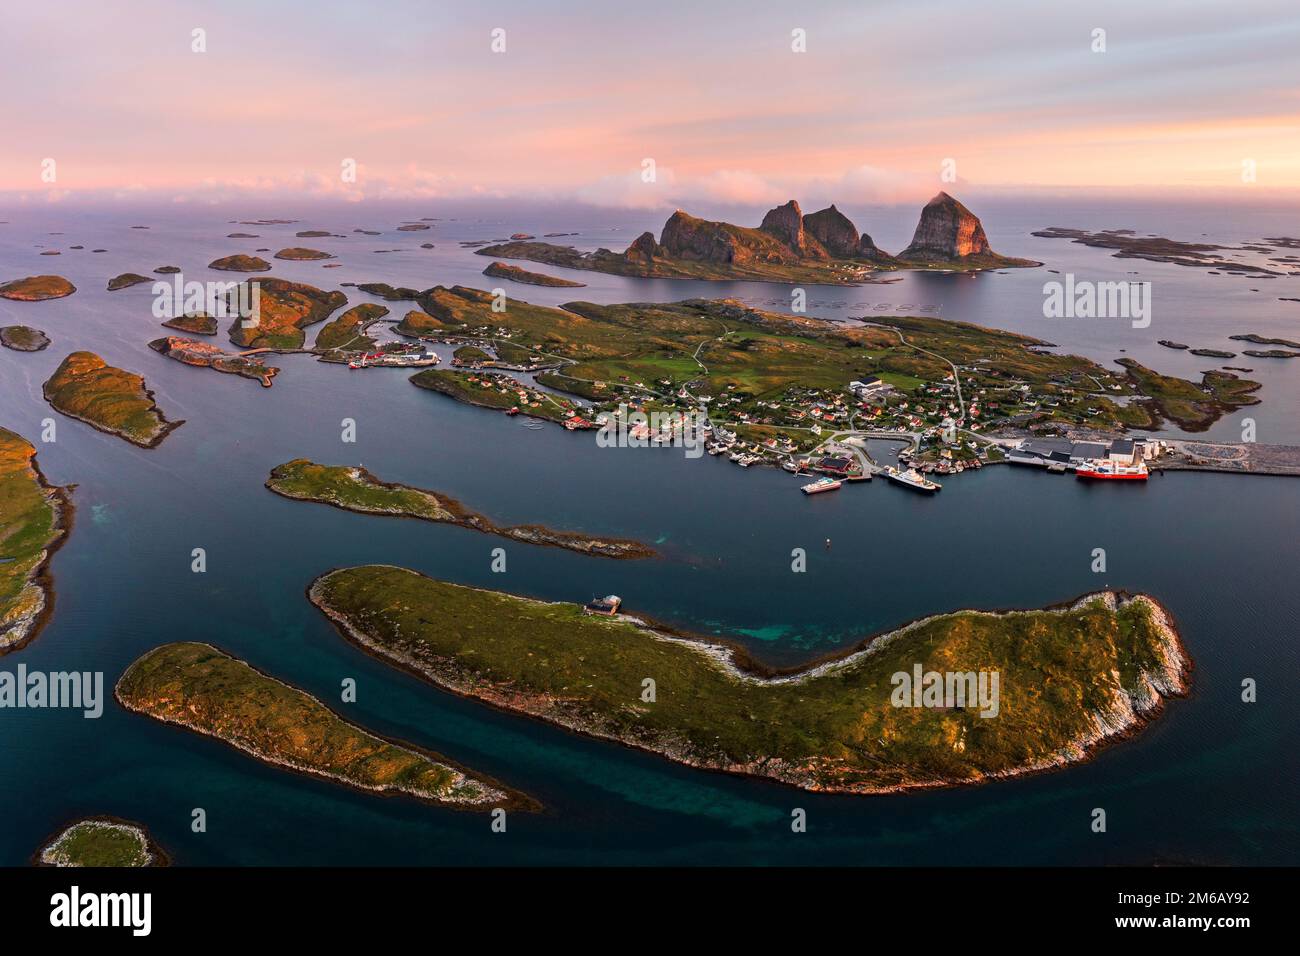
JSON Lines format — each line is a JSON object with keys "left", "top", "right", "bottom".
{"left": 3, "top": 0, "right": 1299, "bottom": 207}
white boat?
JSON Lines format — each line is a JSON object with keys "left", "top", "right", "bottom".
{"left": 883, "top": 466, "right": 941, "bottom": 493}
{"left": 802, "top": 476, "right": 842, "bottom": 494}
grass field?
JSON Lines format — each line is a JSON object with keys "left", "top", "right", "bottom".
{"left": 42, "top": 351, "right": 181, "bottom": 447}
{"left": 0, "top": 429, "right": 66, "bottom": 652}
{"left": 311, "top": 566, "right": 1189, "bottom": 794}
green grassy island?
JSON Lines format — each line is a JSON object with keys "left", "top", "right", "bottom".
{"left": 116, "top": 642, "right": 529, "bottom": 809}
{"left": 36, "top": 818, "right": 166, "bottom": 867}
{"left": 389, "top": 285, "right": 1257, "bottom": 436}
{"left": 225, "top": 278, "right": 348, "bottom": 349}
{"left": 313, "top": 303, "right": 390, "bottom": 351}
{"left": 42, "top": 351, "right": 183, "bottom": 447}
{"left": 161, "top": 312, "right": 218, "bottom": 335}
{"left": 0, "top": 275, "right": 76, "bottom": 301}
{"left": 0, "top": 429, "right": 70, "bottom": 655}
{"left": 267, "top": 459, "right": 654, "bottom": 558}
{"left": 311, "top": 567, "right": 1190, "bottom": 794}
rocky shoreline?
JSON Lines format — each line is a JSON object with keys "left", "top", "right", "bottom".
{"left": 34, "top": 816, "right": 169, "bottom": 867}
{"left": 0, "top": 433, "right": 74, "bottom": 655}
{"left": 309, "top": 570, "right": 1190, "bottom": 796}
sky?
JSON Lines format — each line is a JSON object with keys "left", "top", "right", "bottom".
{"left": 2, "top": 0, "right": 1299, "bottom": 208}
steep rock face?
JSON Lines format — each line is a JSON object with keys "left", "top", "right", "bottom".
{"left": 901, "top": 192, "right": 990, "bottom": 260}
{"left": 760, "top": 200, "right": 828, "bottom": 259}
{"left": 624, "top": 231, "right": 663, "bottom": 264}
{"left": 856, "top": 232, "right": 895, "bottom": 262}
{"left": 801, "top": 205, "right": 860, "bottom": 257}
{"left": 657, "top": 211, "right": 798, "bottom": 265}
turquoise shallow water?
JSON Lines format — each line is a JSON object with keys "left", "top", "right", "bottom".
{"left": 0, "top": 200, "right": 1297, "bottom": 865}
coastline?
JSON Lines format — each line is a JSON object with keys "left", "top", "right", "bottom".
{"left": 0, "top": 448, "right": 74, "bottom": 656}
{"left": 308, "top": 569, "right": 1192, "bottom": 796}
{"left": 32, "top": 815, "right": 171, "bottom": 868}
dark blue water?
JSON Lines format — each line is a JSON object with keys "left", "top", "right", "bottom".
{"left": 1, "top": 200, "right": 1297, "bottom": 865}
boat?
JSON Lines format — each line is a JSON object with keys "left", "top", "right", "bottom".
{"left": 505, "top": 406, "right": 519, "bottom": 416}
{"left": 1075, "top": 459, "right": 1149, "bottom": 481}
{"left": 801, "top": 476, "right": 842, "bottom": 494}
{"left": 883, "top": 466, "right": 941, "bottom": 493}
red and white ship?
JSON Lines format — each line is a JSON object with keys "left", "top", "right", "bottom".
{"left": 1075, "top": 459, "right": 1149, "bottom": 481}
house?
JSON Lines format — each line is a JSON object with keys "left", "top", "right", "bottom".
{"left": 1108, "top": 439, "right": 1136, "bottom": 464}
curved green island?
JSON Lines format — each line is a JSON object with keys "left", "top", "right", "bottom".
{"left": 0, "top": 275, "right": 76, "bottom": 301}
{"left": 36, "top": 818, "right": 167, "bottom": 867}
{"left": 311, "top": 567, "right": 1190, "bottom": 795}
{"left": 43, "top": 352, "right": 183, "bottom": 447}
{"left": 267, "top": 459, "right": 654, "bottom": 558}
{"left": 107, "top": 272, "right": 152, "bottom": 291}
{"left": 116, "top": 642, "right": 530, "bottom": 809}
{"left": 0, "top": 429, "right": 71, "bottom": 655}
{"left": 313, "top": 303, "right": 389, "bottom": 351}
{"left": 161, "top": 312, "right": 218, "bottom": 335}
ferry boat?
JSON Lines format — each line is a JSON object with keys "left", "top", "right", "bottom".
{"left": 801, "top": 476, "right": 842, "bottom": 494}
{"left": 883, "top": 466, "right": 942, "bottom": 493}
{"left": 1076, "top": 459, "right": 1149, "bottom": 481}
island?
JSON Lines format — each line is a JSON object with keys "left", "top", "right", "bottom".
{"left": 161, "top": 312, "right": 218, "bottom": 335}
{"left": 0, "top": 275, "right": 76, "bottom": 301}
{"left": 482, "top": 261, "right": 586, "bottom": 287}
{"left": 35, "top": 818, "right": 167, "bottom": 867}
{"left": 266, "top": 459, "right": 655, "bottom": 558}
{"left": 310, "top": 567, "right": 1190, "bottom": 794}
{"left": 274, "top": 247, "right": 336, "bottom": 261}
{"left": 313, "top": 303, "right": 390, "bottom": 352}
{"left": 1116, "top": 358, "right": 1260, "bottom": 431}
{"left": 1032, "top": 226, "right": 1281, "bottom": 275}
{"left": 42, "top": 351, "right": 183, "bottom": 447}
{"left": 208, "top": 254, "right": 272, "bottom": 273}
{"left": 225, "top": 278, "right": 348, "bottom": 349}
{"left": 389, "top": 285, "right": 1258, "bottom": 440}
{"left": 477, "top": 193, "right": 1039, "bottom": 286}
{"left": 354, "top": 282, "right": 421, "bottom": 301}
{"left": 0, "top": 429, "right": 70, "bottom": 655}
{"left": 107, "top": 273, "right": 152, "bottom": 291}
{"left": 1230, "top": 333, "right": 1300, "bottom": 348}
{"left": 1, "top": 325, "right": 50, "bottom": 351}
{"left": 149, "top": 336, "right": 279, "bottom": 387}
{"left": 116, "top": 642, "right": 530, "bottom": 809}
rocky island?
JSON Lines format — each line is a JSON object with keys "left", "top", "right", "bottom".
{"left": 0, "top": 275, "right": 76, "bottom": 301}
{"left": 477, "top": 193, "right": 1039, "bottom": 285}
{"left": 149, "top": 336, "right": 280, "bottom": 387}
{"left": 310, "top": 567, "right": 1189, "bottom": 794}
{"left": 107, "top": 273, "right": 152, "bottom": 291}
{"left": 267, "top": 459, "right": 655, "bottom": 558}
{"left": 0, "top": 429, "right": 71, "bottom": 655}
{"left": 208, "top": 254, "right": 272, "bottom": 273}
{"left": 482, "top": 261, "right": 586, "bottom": 287}
{"left": 161, "top": 312, "right": 218, "bottom": 335}
{"left": 35, "top": 818, "right": 167, "bottom": 867}
{"left": 313, "top": 303, "right": 390, "bottom": 352}
{"left": 0, "top": 325, "right": 51, "bottom": 351}
{"left": 42, "top": 351, "right": 183, "bottom": 447}
{"left": 274, "top": 247, "right": 336, "bottom": 261}
{"left": 225, "top": 278, "right": 348, "bottom": 349}
{"left": 116, "top": 642, "right": 528, "bottom": 809}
